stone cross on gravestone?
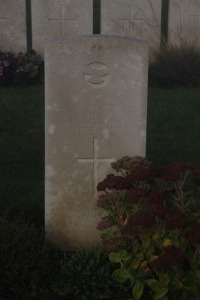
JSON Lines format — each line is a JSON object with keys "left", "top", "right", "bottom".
{"left": 77, "top": 138, "right": 114, "bottom": 197}
{"left": 189, "top": 14, "right": 199, "bottom": 18}
{"left": 168, "top": 0, "right": 200, "bottom": 47}
{"left": 117, "top": 4, "right": 144, "bottom": 36}
{"left": 0, "top": 0, "right": 9, "bottom": 17}
{"left": 48, "top": 1, "right": 76, "bottom": 37}
{"left": 31, "top": 0, "right": 93, "bottom": 56}
{"left": 189, "top": 2, "right": 200, "bottom": 21}
{"left": 101, "top": 0, "right": 161, "bottom": 57}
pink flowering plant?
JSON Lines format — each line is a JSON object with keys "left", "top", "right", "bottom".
{"left": 0, "top": 52, "right": 15, "bottom": 85}
{"left": 0, "top": 50, "right": 44, "bottom": 86}
{"left": 97, "top": 157, "right": 200, "bottom": 300}
{"left": 14, "top": 50, "right": 44, "bottom": 84}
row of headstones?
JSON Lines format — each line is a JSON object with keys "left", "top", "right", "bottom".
{"left": 1, "top": 0, "right": 200, "bottom": 55}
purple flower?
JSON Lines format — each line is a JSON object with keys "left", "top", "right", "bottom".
{"left": 165, "top": 212, "right": 186, "bottom": 230}
{"left": 111, "top": 156, "right": 151, "bottom": 172}
{"left": 186, "top": 225, "right": 200, "bottom": 244}
{"left": 97, "top": 174, "right": 130, "bottom": 191}
{"left": 147, "top": 192, "right": 166, "bottom": 203}
{"left": 158, "top": 163, "right": 197, "bottom": 182}
{"left": 3, "top": 60, "right": 9, "bottom": 67}
{"left": 125, "top": 167, "right": 154, "bottom": 183}
{"left": 124, "top": 212, "right": 154, "bottom": 235}
{"left": 151, "top": 247, "right": 186, "bottom": 270}
{"left": 97, "top": 192, "right": 118, "bottom": 208}
{"left": 149, "top": 203, "right": 169, "bottom": 219}
{"left": 125, "top": 187, "right": 146, "bottom": 204}
{"left": 0, "top": 66, "right": 3, "bottom": 76}
{"left": 97, "top": 219, "right": 113, "bottom": 230}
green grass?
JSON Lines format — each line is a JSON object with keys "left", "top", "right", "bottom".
{"left": 146, "top": 87, "right": 200, "bottom": 167}
{"left": 0, "top": 85, "right": 44, "bottom": 226}
{"left": 1, "top": 85, "right": 200, "bottom": 225}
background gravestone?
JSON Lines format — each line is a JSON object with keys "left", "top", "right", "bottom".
{"left": 101, "top": 0, "right": 161, "bottom": 58}
{"left": 32, "top": 0, "right": 93, "bottom": 56}
{"left": 168, "top": 0, "right": 200, "bottom": 47}
{"left": 0, "top": 0, "right": 27, "bottom": 53}
{"left": 45, "top": 35, "right": 148, "bottom": 249}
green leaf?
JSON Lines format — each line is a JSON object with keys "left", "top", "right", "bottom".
{"left": 153, "top": 288, "right": 168, "bottom": 300}
{"left": 109, "top": 250, "right": 132, "bottom": 263}
{"left": 195, "top": 270, "right": 200, "bottom": 281}
{"left": 109, "top": 253, "right": 121, "bottom": 263}
{"left": 145, "top": 279, "right": 168, "bottom": 300}
{"left": 145, "top": 279, "right": 161, "bottom": 293}
{"left": 136, "top": 269, "right": 152, "bottom": 280}
{"left": 112, "top": 268, "right": 131, "bottom": 284}
{"left": 159, "top": 226, "right": 166, "bottom": 238}
{"left": 132, "top": 257, "right": 141, "bottom": 269}
{"left": 109, "top": 250, "right": 126, "bottom": 263}
{"left": 120, "top": 250, "right": 133, "bottom": 262}
{"left": 174, "top": 201, "right": 182, "bottom": 210}
{"left": 144, "top": 238, "right": 151, "bottom": 249}
{"left": 132, "top": 279, "right": 144, "bottom": 300}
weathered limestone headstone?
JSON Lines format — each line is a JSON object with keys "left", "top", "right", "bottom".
{"left": 45, "top": 35, "right": 148, "bottom": 249}
{"left": 0, "top": 0, "right": 27, "bottom": 53}
{"left": 168, "top": 0, "right": 200, "bottom": 47}
{"left": 32, "top": 0, "right": 93, "bottom": 56}
{"left": 101, "top": 0, "right": 161, "bottom": 57}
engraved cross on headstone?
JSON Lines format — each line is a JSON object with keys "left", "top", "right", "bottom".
{"left": 48, "top": 2, "right": 76, "bottom": 37}
{"left": 77, "top": 138, "right": 114, "bottom": 197}
{"left": 0, "top": 17, "right": 9, "bottom": 41}
{"left": 117, "top": 4, "right": 144, "bottom": 36}
{"left": 0, "top": 1, "right": 11, "bottom": 25}
{"left": 189, "top": 14, "right": 200, "bottom": 20}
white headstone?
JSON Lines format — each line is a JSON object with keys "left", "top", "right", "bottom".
{"left": 168, "top": 0, "right": 200, "bottom": 47}
{"left": 45, "top": 35, "right": 148, "bottom": 249}
{"left": 101, "top": 0, "right": 161, "bottom": 56}
{"left": 0, "top": 0, "right": 27, "bottom": 53}
{"left": 32, "top": 0, "right": 93, "bottom": 56}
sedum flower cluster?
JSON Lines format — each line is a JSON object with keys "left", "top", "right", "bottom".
{"left": 0, "top": 50, "right": 43, "bottom": 86}
{"left": 0, "top": 54, "right": 10, "bottom": 76}
{"left": 97, "top": 156, "right": 200, "bottom": 300}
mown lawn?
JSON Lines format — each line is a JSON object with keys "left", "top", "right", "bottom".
{"left": 0, "top": 85, "right": 44, "bottom": 226}
{"left": 147, "top": 87, "right": 200, "bottom": 167}
{"left": 1, "top": 85, "right": 200, "bottom": 225}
